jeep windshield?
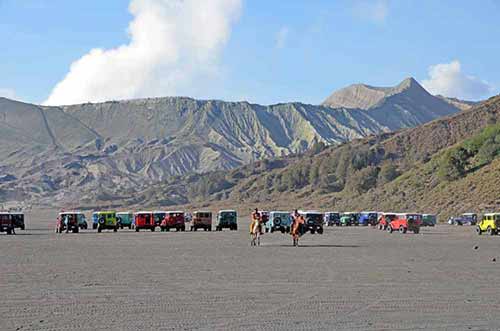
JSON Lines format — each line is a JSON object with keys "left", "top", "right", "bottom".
{"left": 305, "top": 214, "right": 322, "bottom": 223}
{"left": 139, "top": 214, "right": 151, "bottom": 222}
{"left": 328, "top": 214, "right": 340, "bottom": 221}
{"left": 273, "top": 213, "right": 290, "bottom": 221}
{"left": 220, "top": 213, "right": 236, "bottom": 221}
{"left": 0, "top": 215, "right": 10, "bottom": 223}
{"left": 154, "top": 213, "right": 166, "bottom": 222}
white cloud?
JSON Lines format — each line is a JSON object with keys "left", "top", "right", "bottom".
{"left": 275, "top": 26, "right": 289, "bottom": 49}
{"left": 44, "top": 0, "right": 242, "bottom": 106}
{"left": 422, "top": 60, "right": 493, "bottom": 100}
{"left": 352, "top": 0, "right": 388, "bottom": 24}
{"left": 0, "top": 88, "right": 16, "bottom": 99}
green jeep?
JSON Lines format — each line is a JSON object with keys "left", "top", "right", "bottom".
{"left": 216, "top": 210, "right": 238, "bottom": 231}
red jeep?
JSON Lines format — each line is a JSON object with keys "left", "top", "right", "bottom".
{"left": 160, "top": 211, "right": 186, "bottom": 232}
{"left": 378, "top": 213, "right": 396, "bottom": 230}
{"left": 134, "top": 212, "right": 156, "bottom": 232}
{"left": 0, "top": 212, "right": 15, "bottom": 235}
{"left": 387, "top": 213, "right": 422, "bottom": 234}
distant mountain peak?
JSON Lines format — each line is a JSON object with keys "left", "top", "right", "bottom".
{"left": 322, "top": 77, "right": 428, "bottom": 110}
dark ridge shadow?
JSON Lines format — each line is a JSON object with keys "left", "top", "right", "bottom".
{"left": 263, "top": 244, "right": 361, "bottom": 248}
{"left": 1, "top": 233, "right": 49, "bottom": 237}
{"left": 419, "top": 232, "right": 451, "bottom": 235}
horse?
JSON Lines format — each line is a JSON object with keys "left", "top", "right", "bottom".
{"left": 290, "top": 215, "right": 305, "bottom": 247}
{"left": 249, "top": 219, "right": 261, "bottom": 246}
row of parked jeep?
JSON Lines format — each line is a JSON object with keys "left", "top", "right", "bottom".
{"left": 323, "top": 212, "right": 436, "bottom": 234}
{"left": 3, "top": 209, "right": 499, "bottom": 236}
{"left": 55, "top": 210, "right": 239, "bottom": 233}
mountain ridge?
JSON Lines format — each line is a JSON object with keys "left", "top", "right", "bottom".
{"left": 0, "top": 78, "right": 462, "bottom": 206}
{"left": 132, "top": 94, "right": 500, "bottom": 220}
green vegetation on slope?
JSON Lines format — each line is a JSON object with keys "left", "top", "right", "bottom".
{"left": 132, "top": 96, "right": 500, "bottom": 221}
{"left": 438, "top": 124, "right": 500, "bottom": 181}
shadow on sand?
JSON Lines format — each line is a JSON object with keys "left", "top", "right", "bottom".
{"left": 263, "top": 244, "right": 361, "bottom": 248}
{"left": 419, "top": 232, "right": 450, "bottom": 236}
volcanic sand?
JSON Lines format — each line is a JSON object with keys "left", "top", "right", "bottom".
{"left": 1, "top": 211, "right": 499, "bottom": 330}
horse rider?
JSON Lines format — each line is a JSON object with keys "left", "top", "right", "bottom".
{"left": 250, "top": 208, "right": 261, "bottom": 234}
{"left": 291, "top": 209, "right": 305, "bottom": 237}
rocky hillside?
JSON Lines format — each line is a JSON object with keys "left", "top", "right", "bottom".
{"left": 135, "top": 95, "right": 500, "bottom": 221}
{"left": 0, "top": 78, "right": 460, "bottom": 206}
{"left": 436, "top": 95, "right": 478, "bottom": 111}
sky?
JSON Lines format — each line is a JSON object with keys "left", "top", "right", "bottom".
{"left": 0, "top": 0, "right": 499, "bottom": 105}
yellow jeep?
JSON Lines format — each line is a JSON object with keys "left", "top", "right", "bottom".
{"left": 476, "top": 213, "right": 500, "bottom": 235}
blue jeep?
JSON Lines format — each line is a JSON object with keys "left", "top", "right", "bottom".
{"left": 358, "top": 212, "right": 378, "bottom": 226}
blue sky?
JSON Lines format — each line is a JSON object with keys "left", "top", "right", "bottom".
{"left": 0, "top": 0, "right": 499, "bottom": 105}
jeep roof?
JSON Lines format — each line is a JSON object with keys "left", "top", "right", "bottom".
{"left": 60, "top": 211, "right": 84, "bottom": 215}
{"left": 135, "top": 211, "right": 153, "bottom": 215}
